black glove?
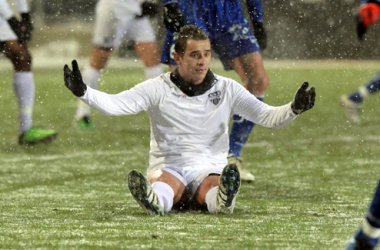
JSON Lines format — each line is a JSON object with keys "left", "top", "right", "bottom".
{"left": 291, "top": 82, "right": 316, "bottom": 115}
{"left": 163, "top": 3, "right": 184, "bottom": 32}
{"left": 64, "top": 60, "right": 87, "bottom": 97}
{"left": 20, "top": 13, "right": 33, "bottom": 42}
{"left": 137, "top": 1, "right": 159, "bottom": 18}
{"left": 7, "top": 16, "right": 23, "bottom": 41}
{"left": 252, "top": 21, "right": 267, "bottom": 50}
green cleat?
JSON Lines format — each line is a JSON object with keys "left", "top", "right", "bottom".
{"left": 78, "top": 116, "right": 95, "bottom": 129}
{"left": 18, "top": 128, "right": 58, "bottom": 145}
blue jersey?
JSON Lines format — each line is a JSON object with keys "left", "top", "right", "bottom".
{"left": 162, "top": 0, "right": 264, "bottom": 23}
{"left": 360, "top": 0, "right": 380, "bottom": 4}
{"left": 161, "top": 0, "right": 264, "bottom": 69}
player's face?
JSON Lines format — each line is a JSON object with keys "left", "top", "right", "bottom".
{"left": 175, "top": 39, "right": 212, "bottom": 85}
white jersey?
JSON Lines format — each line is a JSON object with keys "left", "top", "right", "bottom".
{"left": 81, "top": 72, "right": 297, "bottom": 172}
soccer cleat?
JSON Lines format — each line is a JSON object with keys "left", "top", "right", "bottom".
{"left": 340, "top": 95, "right": 361, "bottom": 125}
{"left": 227, "top": 155, "right": 255, "bottom": 182}
{"left": 216, "top": 164, "right": 241, "bottom": 214}
{"left": 18, "top": 128, "right": 58, "bottom": 145}
{"left": 128, "top": 170, "right": 164, "bottom": 216}
{"left": 345, "top": 229, "right": 379, "bottom": 250}
{"left": 77, "top": 115, "right": 95, "bottom": 129}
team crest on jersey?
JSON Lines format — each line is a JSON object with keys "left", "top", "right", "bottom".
{"left": 208, "top": 91, "right": 221, "bottom": 105}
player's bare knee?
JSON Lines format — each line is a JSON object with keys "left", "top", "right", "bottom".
{"left": 13, "top": 51, "right": 32, "bottom": 71}
{"left": 195, "top": 175, "right": 219, "bottom": 205}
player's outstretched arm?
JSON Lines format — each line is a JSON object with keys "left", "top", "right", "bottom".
{"left": 291, "top": 82, "right": 316, "bottom": 115}
{"left": 63, "top": 60, "right": 87, "bottom": 97}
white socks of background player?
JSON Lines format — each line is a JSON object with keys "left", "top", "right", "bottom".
{"left": 205, "top": 186, "right": 219, "bottom": 213}
{"left": 144, "top": 65, "right": 162, "bottom": 79}
{"left": 13, "top": 72, "right": 35, "bottom": 133}
{"left": 75, "top": 66, "right": 101, "bottom": 120}
{"left": 151, "top": 181, "right": 174, "bottom": 212}
{"left": 363, "top": 218, "right": 380, "bottom": 239}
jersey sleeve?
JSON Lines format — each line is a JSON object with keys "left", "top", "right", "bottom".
{"left": 80, "top": 79, "right": 161, "bottom": 116}
{"left": 231, "top": 82, "right": 297, "bottom": 128}
{"left": 15, "top": 0, "right": 29, "bottom": 13}
{"left": 0, "top": 0, "right": 13, "bottom": 19}
{"left": 246, "top": 0, "right": 264, "bottom": 23}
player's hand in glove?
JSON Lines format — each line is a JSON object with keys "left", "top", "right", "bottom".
{"left": 7, "top": 16, "right": 23, "bottom": 41}
{"left": 252, "top": 21, "right": 267, "bottom": 50}
{"left": 20, "top": 13, "right": 33, "bottom": 42}
{"left": 64, "top": 60, "right": 87, "bottom": 97}
{"left": 291, "top": 82, "right": 316, "bottom": 115}
{"left": 163, "top": 3, "right": 184, "bottom": 32}
{"left": 356, "top": 2, "right": 380, "bottom": 41}
{"left": 137, "top": 1, "right": 158, "bottom": 18}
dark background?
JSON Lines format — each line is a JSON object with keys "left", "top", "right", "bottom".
{"left": 30, "top": 0, "right": 380, "bottom": 60}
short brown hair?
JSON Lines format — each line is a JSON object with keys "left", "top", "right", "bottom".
{"left": 174, "top": 25, "right": 209, "bottom": 55}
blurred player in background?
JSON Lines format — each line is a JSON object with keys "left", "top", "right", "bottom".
{"left": 75, "top": 0, "right": 163, "bottom": 128}
{"left": 160, "top": 0, "right": 269, "bottom": 182}
{"left": 64, "top": 25, "right": 315, "bottom": 216}
{"left": 0, "top": 0, "right": 57, "bottom": 145}
{"left": 341, "top": 0, "right": 380, "bottom": 124}
{"left": 346, "top": 180, "right": 380, "bottom": 250}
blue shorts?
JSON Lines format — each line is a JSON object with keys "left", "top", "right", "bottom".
{"left": 160, "top": 1, "right": 260, "bottom": 70}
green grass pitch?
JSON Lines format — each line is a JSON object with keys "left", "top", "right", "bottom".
{"left": 1, "top": 61, "right": 380, "bottom": 249}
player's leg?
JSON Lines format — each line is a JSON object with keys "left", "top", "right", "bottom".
{"left": 195, "top": 164, "right": 240, "bottom": 214}
{"left": 74, "top": 47, "right": 112, "bottom": 127}
{"left": 346, "top": 180, "right": 380, "bottom": 250}
{"left": 341, "top": 72, "right": 380, "bottom": 124}
{"left": 213, "top": 19, "right": 268, "bottom": 182}
{"left": 126, "top": 17, "right": 162, "bottom": 78}
{"left": 128, "top": 169, "right": 185, "bottom": 215}
{"left": 1, "top": 40, "right": 57, "bottom": 144}
{"left": 228, "top": 53, "right": 269, "bottom": 162}
{"left": 75, "top": 0, "right": 135, "bottom": 127}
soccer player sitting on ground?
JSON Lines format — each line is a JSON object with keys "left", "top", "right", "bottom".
{"left": 161, "top": 0, "right": 269, "bottom": 182}
{"left": 63, "top": 25, "right": 316, "bottom": 215}
{"left": 346, "top": 179, "right": 380, "bottom": 250}
{"left": 0, "top": 0, "right": 57, "bottom": 145}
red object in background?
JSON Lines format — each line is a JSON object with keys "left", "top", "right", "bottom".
{"left": 359, "top": 3, "right": 380, "bottom": 28}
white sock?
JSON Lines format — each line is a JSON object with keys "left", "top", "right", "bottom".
{"left": 75, "top": 66, "right": 101, "bottom": 119}
{"left": 205, "top": 186, "right": 219, "bottom": 214}
{"left": 13, "top": 72, "right": 35, "bottom": 133}
{"left": 363, "top": 218, "right": 380, "bottom": 238}
{"left": 144, "top": 65, "right": 163, "bottom": 79}
{"left": 151, "top": 181, "right": 174, "bottom": 212}
{"left": 359, "top": 86, "right": 370, "bottom": 99}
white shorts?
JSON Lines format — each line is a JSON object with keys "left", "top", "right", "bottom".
{"left": 0, "top": 17, "right": 17, "bottom": 41}
{"left": 92, "top": 0, "right": 155, "bottom": 48}
{"left": 148, "top": 164, "right": 224, "bottom": 197}
{"left": 124, "top": 17, "right": 156, "bottom": 43}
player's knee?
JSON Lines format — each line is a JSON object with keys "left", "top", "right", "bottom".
{"left": 195, "top": 175, "right": 219, "bottom": 205}
{"left": 246, "top": 74, "right": 269, "bottom": 95}
{"left": 13, "top": 50, "right": 32, "bottom": 71}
